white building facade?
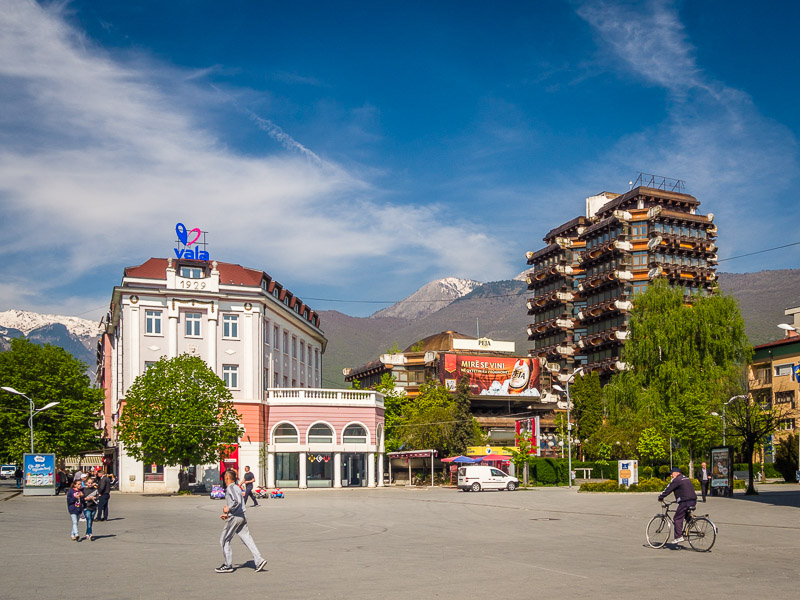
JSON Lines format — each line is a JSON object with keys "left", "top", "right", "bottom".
{"left": 98, "top": 257, "right": 385, "bottom": 493}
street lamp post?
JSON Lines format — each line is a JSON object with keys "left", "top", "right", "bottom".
{"left": 1, "top": 387, "right": 59, "bottom": 453}
{"left": 778, "top": 324, "right": 800, "bottom": 473}
{"left": 553, "top": 366, "right": 584, "bottom": 489}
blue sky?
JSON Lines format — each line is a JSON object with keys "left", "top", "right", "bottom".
{"left": 0, "top": 0, "right": 798, "bottom": 319}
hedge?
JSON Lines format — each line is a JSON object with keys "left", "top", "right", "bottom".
{"left": 579, "top": 477, "right": 746, "bottom": 492}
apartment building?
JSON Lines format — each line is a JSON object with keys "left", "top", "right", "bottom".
{"left": 525, "top": 177, "right": 718, "bottom": 384}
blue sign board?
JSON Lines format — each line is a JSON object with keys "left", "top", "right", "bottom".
{"left": 23, "top": 453, "right": 56, "bottom": 496}
{"left": 174, "top": 223, "right": 210, "bottom": 260}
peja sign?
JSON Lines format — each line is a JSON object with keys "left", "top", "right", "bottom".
{"left": 174, "top": 223, "right": 210, "bottom": 260}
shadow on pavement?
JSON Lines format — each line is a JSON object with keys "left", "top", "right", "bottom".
{"left": 731, "top": 487, "right": 800, "bottom": 508}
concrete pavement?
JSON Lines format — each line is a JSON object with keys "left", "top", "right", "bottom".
{"left": 1, "top": 480, "right": 798, "bottom": 599}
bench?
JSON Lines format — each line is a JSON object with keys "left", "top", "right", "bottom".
{"left": 733, "top": 470, "right": 762, "bottom": 482}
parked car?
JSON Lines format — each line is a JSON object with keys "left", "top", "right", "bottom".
{"left": 457, "top": 465, "right": 519, "bottom": 492}
{"left": 1, "top": 465, "right": 17, "bottom": 479}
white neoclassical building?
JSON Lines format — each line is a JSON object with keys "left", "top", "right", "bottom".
{"left": 97, "top": 256, "right": 385, "bottom": 493}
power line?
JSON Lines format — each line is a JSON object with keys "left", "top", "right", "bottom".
{"left": 717, "top": 240, "right": 800, "bottom": 263}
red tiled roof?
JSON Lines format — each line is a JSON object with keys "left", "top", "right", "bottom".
{"left": 122, "top": 258, "right": 320, "bottom": 327}
{"left": 753, "top": 336, "right": 800, "bottom": 351}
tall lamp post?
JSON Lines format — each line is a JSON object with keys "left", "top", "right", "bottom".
{"left": 711, "top": 395, "right": 746, "bottom": 447}
{"left": 777, "top": 323, "right": 800, "bottom": 475}
{"left": 1, "top": 387, "right": 59, "bottom": 453}
{"left": 553, "top": 366, "right": 584, "bottom": 489}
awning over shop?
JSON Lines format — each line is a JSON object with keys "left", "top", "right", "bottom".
{"left": 64, "top": 454, "right": 103, "bottom": 468}
{"left": 386, "top": 449, "right": 437, "bottom": 486}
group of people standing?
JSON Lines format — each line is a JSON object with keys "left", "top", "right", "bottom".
{"left": 66, "top": 470, "right": 112, "bottom": 541}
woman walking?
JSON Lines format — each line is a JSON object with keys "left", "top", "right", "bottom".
{"left": 67, "top": 480, "right": 84, "bottom": 541}
{"left": 82, "top": 477, "right": 99, "bottom": 541}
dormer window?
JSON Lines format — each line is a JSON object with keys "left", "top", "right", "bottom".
{"left": 180, "top": 266, "right": 204, "bottom": 279}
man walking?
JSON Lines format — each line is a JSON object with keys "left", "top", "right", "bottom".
{"left": 96, "top": 471, "right": 111, "bottom": 521}
{"left": 242, "top": 466, "right": 259, "bottom": 507}
{"left": 216, "top": 470, "right": 267, "bottom": 574}
{"left": 697, "top": 461, "right": 711, "bottom": 502}
{"left": 14, "top": 466, "right": 23, "bottom": 489}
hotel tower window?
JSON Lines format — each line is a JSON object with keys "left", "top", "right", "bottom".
{"left": 222, "top": 365, "right": 238, "bottom": 388}
{"left": 343, "top": 424, "right": 368, "bottom": 444}
{"left": 185, "top": 312, "right": 201, "bottom": 337}
{"left": 145, "top": 310, "right": 162, "bottom": 334}
{"left": 222, "top": 314, "right": 239, "bottom": 338}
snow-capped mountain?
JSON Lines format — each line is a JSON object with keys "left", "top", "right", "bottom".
{"left": 370, "top": 277, "right": 483, "bottom": 320}
{"left": 0, "top": 309, "right": 101, "bottom": 338}
{"left": 0, "top": 309, "right": 102, "bottom": 367}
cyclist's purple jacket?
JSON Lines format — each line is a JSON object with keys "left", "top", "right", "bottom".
{"left": 658, "top": 474, "right": 697, "bottom": 503}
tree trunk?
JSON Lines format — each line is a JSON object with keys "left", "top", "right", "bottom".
{"left": 746, "top": 442, "right": 757, "bottom": 495}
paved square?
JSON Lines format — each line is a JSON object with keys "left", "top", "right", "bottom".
{"left": 1, "top": 481, "right": 798, "bottom": 599}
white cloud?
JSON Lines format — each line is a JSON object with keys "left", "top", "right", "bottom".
{"left": 575, "top": 0, "right": 800, "bottom": 267}
{"left": 0, "top": 1, "right": 512, "bottom": 317}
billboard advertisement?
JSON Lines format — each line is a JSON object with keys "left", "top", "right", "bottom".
{"left": 710, "top": 446, "right": 733, "bottom": 496}
{"left": 23, "top": 453, "right": 56, "bottom": 496}
{"left": 440, "top": 353, "right": 540, "bottom": 396}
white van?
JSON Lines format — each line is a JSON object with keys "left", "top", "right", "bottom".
{"left": 457, "top": 465, "right": 519, "bottom": 492}
{"left": 1, "top": 465, "right": 16, "bottom": 479}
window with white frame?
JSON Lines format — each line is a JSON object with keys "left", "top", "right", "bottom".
{"left": 343, "top": 424, "right": 367, "bottom": 444}
{"left": 308, "top": 423, "right": 333, "bottom": 443}
{"left": 222, "top": 314, "right": 239, "bottom": 338}
{"left": 144, "top": 361, "right": 157, "bottom": 370}
{"left": 283, "top": 331, "right": 289, "bottom": 354}
{"left": 222, "top": 365, "right": 239, "bottom": 388}
{"left": 273, "top": 325, "right": 280, "bottom": 351}
{"left": 292, "top": 336, "right": 297, "bottom": 358}
{"left": 145, "top": 310, "right": 162, "bottom": 335}
{"left": 273, "top": 423, "right": 298, "bottom": 443}
{"left": 263, "top": 367, "right": 270, "bottom": 390}
{"left": 263, "top": 319, "right": 270, "bottom": 346}
{"left": 300, "top": 341, "right": 305, "bottom": 363}
{"left": 185, "top": 312, "right": 201, "bottom": 337}
{"left": 179, "top": 266, "right": 204, "bottom": 279}
{"left": 774, "top": 364, "right": 793, "bottom": 377}
{"left": 777, "top": 418, "right": 795, "bottom": 431}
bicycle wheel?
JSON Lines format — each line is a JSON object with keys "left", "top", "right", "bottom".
{"left": 686, "top": 517, "right": 716, "bottom": 552}
{"left": 646, "top": 515, "right": 671, "bottom": 548}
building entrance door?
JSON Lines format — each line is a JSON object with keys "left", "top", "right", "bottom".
{"left": 341, "top": 453, "right": 366, "bottom": 487}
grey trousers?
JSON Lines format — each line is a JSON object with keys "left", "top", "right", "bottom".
{"left": 220, "top": 515, "right": 263, "bottom": 567}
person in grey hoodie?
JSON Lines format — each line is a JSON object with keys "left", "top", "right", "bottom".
{"left": 215, "top": 469, "right": 267, "bottom": 573}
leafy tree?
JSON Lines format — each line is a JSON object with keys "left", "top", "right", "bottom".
{"left": 117, "top": 354, "right": 242, "bottom": 490}
{"left": 395, "top": 379, "right": 481, "bottom": 456}
{"left": 374, "top": 373, "right": 409, "bottom": 452}
{"left": 774, "top": 433, "right": 798, "bottom": 483}
{"left": 636, "top": 427, "right": 667, "bottom": 465}
{"left": 506, "top": 432, "right": 533, "bottom": 485}
{"left": 726, "top": 389, "right": 789, "bottom": 494}
{"left": 0, "top": 338, "right": 103, "bottom": 463}
{"left": 571, "top": 371, "right": 603, "bottom": 442}
{"left": 606, "top": 280, "right": 751, "bottom": 473}
{"left": 410, "top": 340, "right": 425, "bottom": 352}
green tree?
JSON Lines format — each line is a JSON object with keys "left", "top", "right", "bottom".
{"left": 636, "top": 427, "right": 667, "bottom": 465}
{"left": 385, "top": 341, "right": 401, "bottom": 354}
{"left": 374, "top": 373, "right": 409, "bottom": 452}
{"left": 117, "top": 354, "right": 242, "bottom": 490}
{"left": 506, "top": 432, "right": 533, "bottom": 485}
{"left": 0, "top": 338, "right": 103, "bottom": 463}
{"left": 725, "top": 389, "right": 788, "bottom": 494}
{"left": 571, "top": 371, "right": 603, "bottom": 442}
{"left": 606, "top": 280, "right": 751, "bottom": 473}
{"left": 396, "top": 379, "right": 481, "bottom": 456}
{"left": 774, "top": 433, "right": 798, "bottom": 483}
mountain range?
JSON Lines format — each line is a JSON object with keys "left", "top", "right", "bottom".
{"left": 2, "top": 269, "right": 799, "bottom": 389}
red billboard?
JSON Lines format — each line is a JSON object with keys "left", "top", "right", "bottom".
{"left": 440, "top": 353, "right": 540, "bottom": 396}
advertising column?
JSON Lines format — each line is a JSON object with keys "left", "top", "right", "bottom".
{"left": 23, "top": 453, "right": 56, "bottom": 496}
{"left": 710, "top": 446, "right": 733, "bottom": 497}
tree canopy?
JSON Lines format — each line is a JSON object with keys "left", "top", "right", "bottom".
{"left": 602, "top": 280, "right": 752, "bottom": 471}
{"left": 0, "top": 338, "right": 103, "bottom": 462}
{"left": 117, "top": 355, "right": 242, "bottom": 473}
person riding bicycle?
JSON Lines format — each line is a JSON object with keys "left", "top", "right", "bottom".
{"left": 657, "top": 467, "right": 697, "bottom": 543}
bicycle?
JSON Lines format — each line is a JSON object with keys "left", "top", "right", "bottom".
{"left": 646, "top": 500, "right": 717, "bottom": 552}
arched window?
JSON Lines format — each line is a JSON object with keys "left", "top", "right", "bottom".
{"left": 273, "top": 423, "right": 298, "bottom": 443}
{"left": 308, "top": 423, "right": 334, "bottom": 444}
{"left": 343, "top": 424, "right": 367, "bottom": 444}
